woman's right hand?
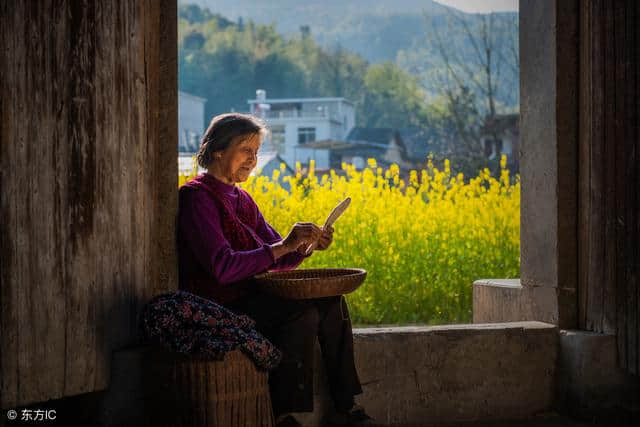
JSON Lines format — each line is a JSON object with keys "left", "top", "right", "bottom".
{"left": 282, "top": 222, "right": 323, "bottom": 254}
{"left": 268, "top": 222, "right": 323, "bottom": 262}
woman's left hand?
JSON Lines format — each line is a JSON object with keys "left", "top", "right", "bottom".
{"left": 315, "top": 225, "right": 334, "bottom": 251}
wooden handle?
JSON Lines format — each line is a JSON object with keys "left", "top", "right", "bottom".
{"left": 304, "top": 197, "right": 351, "bottom": 255}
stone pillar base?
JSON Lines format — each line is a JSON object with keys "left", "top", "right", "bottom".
{"left": 473, "top": 279, "right": 569, "bottom": 326}
{"left": 556, "top": 330, "right": 640, "bottom": 417}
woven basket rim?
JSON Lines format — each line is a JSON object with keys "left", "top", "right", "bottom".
{"left": 254, "top": 268, "right": 367, "bottom": 299}
{"left": 255, "top": 267, "right": 366, "bottom": 280}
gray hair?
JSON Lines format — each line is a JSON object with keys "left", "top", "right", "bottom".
{"left": 196, "top": 113, "right": 268, "bottom": 169}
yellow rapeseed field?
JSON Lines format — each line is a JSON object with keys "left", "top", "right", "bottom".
{"left": 179, "top": 155, "right": 520, "bottom": 325}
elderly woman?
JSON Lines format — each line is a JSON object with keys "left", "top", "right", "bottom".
{"left": 177, "top": 113, "right": 373, "bottom": 427}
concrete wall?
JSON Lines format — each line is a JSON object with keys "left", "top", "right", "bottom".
{"left": 279, "top": 119, "right": 331, "bottom": 167}
{"left": 479, "top": 0, "right": 579, "bottom": 329}
{"left": 8, "top": 323, "right": 555, "bottom": 426}
{"left": 556, "top": 330, "right": 640, "bottom": 417}
{"left": 473, "top": 280, "right": 560, "bottom": 325}
{"left": 178, "top": 91, "right": 206, "bottom": 152}
{"left": 295, "top": 322, "right": 557, "bottom": 426}
{"left": 15, "top": 323, "right": 640, "bottom": 426}
{"left": 474, "top": 280, "right": 525, "bottom": 323}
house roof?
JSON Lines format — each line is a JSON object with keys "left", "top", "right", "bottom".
{"left": 346, "top": 127, "right": 397, "bottom": 145}
{"left": 294, "top": 140, "right": 356, "bottom": 150}
{"left": 348, "top": 126, "right": 437, "bottom": 162}
{"left": 398, "top": 127, "right": 438, "bottom": 161}
{"left": 296, "top": 126, "right": 438, "bottom": 165}
{"left": 256, "top": 152, "right": 292, "bottom": 173}
{"left": 481, "top": 113, "right": 519, "bottom": 135}
{"left": 297, "top": 139, "right": 388, "bottom": 159}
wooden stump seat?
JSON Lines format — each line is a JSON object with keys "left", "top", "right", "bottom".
{"left": 143, "top": 346, "right": 274, "bottom": 427}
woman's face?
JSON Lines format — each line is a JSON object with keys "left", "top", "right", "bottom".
{"left": 215, "top": 133, "right": 261, "bottom": 183}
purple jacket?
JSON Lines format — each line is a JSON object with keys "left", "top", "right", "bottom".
{"left": 177, "top": 173, "right": 309, "bottom": 305}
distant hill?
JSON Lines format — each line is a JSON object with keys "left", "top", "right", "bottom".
{"left": 178, "top": 0, "right": 519, "bottom": 110}
{"left": 180, "top": 0, "right": 454, "bottom": 63}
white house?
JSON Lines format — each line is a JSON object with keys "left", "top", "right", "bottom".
{"left": 247, "top": 89, "right": 355, "bottom": 170}
{"left": 179, "top": 90, "right": 207, "bottom": 153}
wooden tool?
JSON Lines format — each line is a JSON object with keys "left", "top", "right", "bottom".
{"left": 304, "top": 197, "right": 351, "bottom": 255}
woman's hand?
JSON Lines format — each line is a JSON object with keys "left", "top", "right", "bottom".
{"left": 315, "top": 225, "right": 334, "bottom": 250}
{"left": 282, "top": 222, "right": 323, "bottom": 255}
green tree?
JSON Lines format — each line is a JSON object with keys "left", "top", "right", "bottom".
{"left": 427, "top": 86, "right": 496, "bottom": 176}
{"left": 360, "top": 62, "right": 429, "bottom": 129}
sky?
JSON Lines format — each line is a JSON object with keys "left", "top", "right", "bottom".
{"left": 434, "top": 0, "right": 518, "bottom": 13}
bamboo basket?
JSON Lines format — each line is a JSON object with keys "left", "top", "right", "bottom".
{"left": 143, "top": 347, "right": 274, "bottom": 427}
{"left": 254, "top": 268, "right": 367, "bottom": 299}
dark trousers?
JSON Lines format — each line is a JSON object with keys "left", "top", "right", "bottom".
{"left": 228, "top": 292, "right": 363, "bottom": 416}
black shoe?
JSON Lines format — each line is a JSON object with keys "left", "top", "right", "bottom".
{"left": 347, "top": 407, "right": 375, "bottom": 426}
{"left": 347, "top": 407, "right": 375, "bottom": 427}
{"left": 276, "top": 414, "right": 303, "bottom": 427}
{"left": 324, "top": 405, "right": 376, "bottom": 426}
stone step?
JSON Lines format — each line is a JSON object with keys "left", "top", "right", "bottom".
{"left": 294, "top": 321, "right": 558, "bottom": 426}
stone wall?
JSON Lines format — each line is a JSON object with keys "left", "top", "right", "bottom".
{"left": 3, "top": 323, "right": 558, "bottom": 426}
{"left": 295, "top": 322, "right": 558, "bottom": 426}
{"left": 88, "top": 322, "right": 558, "bottom": 427}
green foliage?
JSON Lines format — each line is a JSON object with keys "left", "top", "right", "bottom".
{"left": 362, "top": 62, "right": 430, "bottom": 128}
{"left": 181, "top": 0, "right": 519, "bottom": 111}
{"left": 178, "top": 4, "right": 429, "bottom": 131}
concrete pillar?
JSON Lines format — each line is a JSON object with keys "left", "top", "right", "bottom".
{"left": 474, "top": 0, "right": 579, "bottom": 329}
{"left": 519, "top": 0, "right": 579, "bottom": 329}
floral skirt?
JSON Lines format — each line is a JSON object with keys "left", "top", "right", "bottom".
{"left": 139, "top": 289, "right": 282, "bottom": 370}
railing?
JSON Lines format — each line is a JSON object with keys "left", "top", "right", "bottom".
{"left": 261, "top": 109, "right": 341, "bottom": 121}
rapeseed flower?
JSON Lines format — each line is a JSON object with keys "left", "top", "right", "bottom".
{"left": 179, "top": 155, "right": 520, "bottom": 325}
